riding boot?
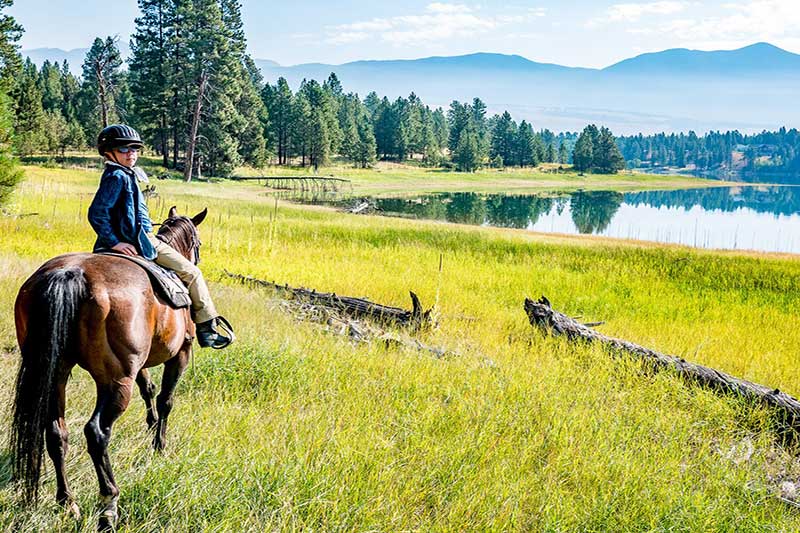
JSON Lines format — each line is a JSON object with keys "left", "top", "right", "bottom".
{"left": 196, "top": 317, "right": 234, "bottom": 349}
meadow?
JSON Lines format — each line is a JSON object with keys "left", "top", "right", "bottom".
{"left": 1, "top": 164, "right": 800, "bottom": 531}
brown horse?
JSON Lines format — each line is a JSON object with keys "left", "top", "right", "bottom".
{"left": 11, "top": 206, "right": 207, "bottom": 531}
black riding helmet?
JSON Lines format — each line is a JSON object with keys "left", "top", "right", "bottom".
{"left": 97, "top": 124, "right": 143, "bottom": 156}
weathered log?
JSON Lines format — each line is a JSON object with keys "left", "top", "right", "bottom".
{"left": 348, "top": 201, "right": 372, "bottom": 214}
{"left": 524, "top": 296, "right": 800, "bottom": 438}
{"left": 225, "top": 270, "right": 432, "bottom": 330}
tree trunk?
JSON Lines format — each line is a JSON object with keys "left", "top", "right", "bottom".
{"left": 172, "top": 89, "right": 179, "bottom": 170}
{"left": 95, "top": 62, "right": 109, "bottom": 127}
{"left": 184, "top": 69, "right": 208, "bottom": 183}
{"left": 225, "top": 271, "right": 432, "bottom": 330}
{"left": 160, "top": 115, "right": 168, "bottom": 168}
{"left": 524, "top": 296, "right": 800, "bottom": 440}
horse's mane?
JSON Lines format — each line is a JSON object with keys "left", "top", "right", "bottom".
{"left": 156, "top": 216, "right": 197, "bottom": 258}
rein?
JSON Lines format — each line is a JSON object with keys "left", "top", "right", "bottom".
{"left": 156, "top": 217, "right": 201, "bottom": 265}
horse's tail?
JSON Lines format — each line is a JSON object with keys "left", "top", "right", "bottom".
{"left": 11, "top": 266, "right": 86, "bottom": 503}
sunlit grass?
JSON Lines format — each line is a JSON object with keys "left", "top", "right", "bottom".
{"left": 1, "top": 165, "right": 799, "bottom": 531}
{"left": 233, "top": 160, "right": 726, "bottom": 195}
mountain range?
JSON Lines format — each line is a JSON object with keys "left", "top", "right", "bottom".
{"left": 23, "top": 42, "right": 800, "bottom": 135}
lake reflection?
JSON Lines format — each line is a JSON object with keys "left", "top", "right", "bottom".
{"left": 288, "top": 186, "right": 800, "bottom": 254}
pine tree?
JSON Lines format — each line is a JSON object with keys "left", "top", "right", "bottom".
{"left": 0, "top": 0, "right": 22, "bottom": 91}
{"left": 130, "top": 0, "right": 173, "bottom": 166}
{"left": 12, "top": 60, "right": 45, "bottom": 156}
{"left": 418, "top": 105, "right": 440, "bottom": 162}
{"left": 323, "top": 72, "right": 344, "bottom": 155}
{"left": 431, "top": 108, "right": 448, "bottom": 153}
{"left": 447, "top": 100, "right": 471, "bottom": 154}
{"left": 491, "top": 111, "right": 516, "bottom": 165}
{"left": 355, "top": 106, "right": 376, "bottom": 168}
{"left": 532, "top": 133, "right": 545, "bottom": 165}
{"left": 471, "top": 97, "right": 489, "bottom": 160}
{"left": 558, "top": 141, "right": 569, "bottom": 164}
{"left": 363, "top": 91, "right": 380, "bottom": 120}
{"left": 594, "top": 127, "right": 625, "bottom": 173}
{"left": 262, "top": 77, "right": 294, "bottom": 164}
{"left": 235, "top": 56, "right": 268, "bottom": 167}
{"left": 59, "top": 60, "right": 80, "bottom": 121}
{"left": 76, "top": 36, "right": 124, "bottom": 144}
{"left": 515, "top": 120, "right": 536, "bottom": 167}
{"left": 545, "top": 143, "right": 556, "bottom": 163}
{"left": 0, "top": 88, "right": 21, "bottom": 206}
{"left": 38, "top": 60, "right": 63, "bottom": 113}
{"left": 453, "top": 124, "right": 481, "bottom": 172}
{"left": 372, "top": 96, "right": 393, "bottom": 159}
{"left": 0, "top": 0, "right": 22, "bottom": 207}
{"left": 187, "top": 0, "right": 240, "bottom": 178}
{"left": 296, "top": 79, "right": 337, "bottom": 169}
{"left": 292, "top": 89, "right": 311, "bottom": 166}
{"left": 337, "top": 93, "right": 360, "bottom": 163}
{"left": 573, "top": 126, "right": 595, "bottom": 172}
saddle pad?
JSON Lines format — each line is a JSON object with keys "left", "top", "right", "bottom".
{"left": 96, "top": 252, "right": 191, "bottom": 309}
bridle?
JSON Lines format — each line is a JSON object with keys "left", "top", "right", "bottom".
{"left": 156, "top": 217, "right": 202, "bottom": 265}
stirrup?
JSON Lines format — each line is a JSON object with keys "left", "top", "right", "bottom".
{"left": 214, "top": 315, "right": 236, "bottom": 348}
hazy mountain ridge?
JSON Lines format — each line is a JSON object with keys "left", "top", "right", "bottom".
{"left": 255, "top": 44, "right": 800, "bottom": 134}
{"left": 603, "top": 42, "right": 800, "bottom": 75}
{"left": 25, "top": 43, "right": 800, "bottom": 135}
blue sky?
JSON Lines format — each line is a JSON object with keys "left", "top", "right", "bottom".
{"left": 10, "top": 0, "right": 800, "bottom": 67}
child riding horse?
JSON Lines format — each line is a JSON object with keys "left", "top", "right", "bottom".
{"left": 10, "top": 124, "right": 233, "bottom": 531}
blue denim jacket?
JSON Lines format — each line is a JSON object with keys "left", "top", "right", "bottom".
{"left": 88, "top": 162, "right": 156, "bottom": 260}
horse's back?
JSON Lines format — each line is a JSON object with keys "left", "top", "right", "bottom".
{"left": 16, "top": 253, "right": 190, "bottom": 374}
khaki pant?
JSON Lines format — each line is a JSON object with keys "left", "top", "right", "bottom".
{"left": 147, "top": 234, "right": 217, "bottom": 323}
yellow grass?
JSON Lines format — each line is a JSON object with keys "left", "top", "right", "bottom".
{"left": 1, "top": 165, "right": 799, "bottom": 531}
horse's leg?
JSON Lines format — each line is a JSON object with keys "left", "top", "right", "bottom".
{"left": 84, "top": 377, "right": 134, "bottom": 532}
{"left": 135, "top": 369, "right": 158, "bottom": 431}
{"left": 45, "top": 361, "right": 80, "bottom": 521}
{"left": 154, "top": 348, "right": 190, "bottom": 452}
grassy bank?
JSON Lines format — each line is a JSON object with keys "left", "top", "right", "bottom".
{"left": 235, "top": 161, "right": 724, "bottom": 195}
{"left": 1, "top": 166, "right": 799, "bottom": 531}
{"left": 21, "top": 153, "right": 723, "bottom": 195}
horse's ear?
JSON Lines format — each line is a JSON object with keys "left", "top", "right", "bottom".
{"left": 191, "top": 208, "right": 208, "bottom": 227}
{"left": 168, "top": 206, "right": 178, "bottom": 218}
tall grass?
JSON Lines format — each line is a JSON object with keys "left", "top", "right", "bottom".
{"left": 1, "top": 166, "right": 799, "bottom": 531}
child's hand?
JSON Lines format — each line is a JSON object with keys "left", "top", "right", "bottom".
{"left": 112, "top": 243, "right": 138, "bottom": 256}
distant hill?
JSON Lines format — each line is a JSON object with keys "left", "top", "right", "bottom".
{"left": 23, "top": 42, "right": 131, "bottom": 76}
{"left": 23, "top": 43, "right": 800, "bottom": 135}
{"left": 258, "top": 44, "right": 800, "bottom": 135}
{"left": 603, "top": 42, "right": 800, "bottom": 76}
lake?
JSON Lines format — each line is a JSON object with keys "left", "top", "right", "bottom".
{"left": 286, "top": 186, "right": 800, "bottom": 255}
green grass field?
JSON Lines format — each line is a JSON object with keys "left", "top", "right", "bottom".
{"left": 235, "top": 160, "right": 724, "bottom": 195}
{"left": 1, "top": 165, "right": 799, "bottom": 531}
{"left": 22, "top": 152, "right": 724, "bottom": 195}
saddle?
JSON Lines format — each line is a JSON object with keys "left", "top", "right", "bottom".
{"left": 95, "top": 252, "right": 192, "bottom": 309}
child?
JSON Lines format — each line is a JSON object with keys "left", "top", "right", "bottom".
{"left": 88, "top": 124, "right": 232, "bottom": 349}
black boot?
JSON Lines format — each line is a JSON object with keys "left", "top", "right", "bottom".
{"left": 196, "top": 317, "right": 234, "bottom": 349}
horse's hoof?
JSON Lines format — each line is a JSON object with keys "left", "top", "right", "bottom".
{"left": 97, "top": 510, "right": 117, "bottom": 532}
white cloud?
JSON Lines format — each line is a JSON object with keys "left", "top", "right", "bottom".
{"left": 426, "top": 3, "right": 473, "bottom": 14}
{"left": 325, "top": 3, "right": 547, "bottom": 46}
{"left": 587, "top": 1, "right": 688, "bottom": 27}
{"left": 621, "top": 0, "right": 800, "bottom": 48}
{"left": 327, "top": 32, "right": 371, "bottom": 45}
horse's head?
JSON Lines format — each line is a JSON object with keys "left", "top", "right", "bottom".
{"left": 156, "top": 206, "right": 207, "bottom": 264}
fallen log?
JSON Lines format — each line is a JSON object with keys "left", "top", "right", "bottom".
{"left": 524, "top": 296, "right": 800, "bottom": 439}
{"left": 225, "top": 270, "right": 432, "bottom": 330}
{"left": 348, "top": 201, "right": 372, "bottom": 214}
{"left": 344, "top": 198, "right": 378, "bottom": 215}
